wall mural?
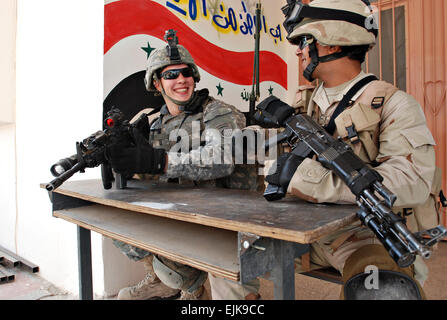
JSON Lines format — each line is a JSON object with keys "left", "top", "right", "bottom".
{"left": 104, "top": 0, "right": 288, "bottom": 119}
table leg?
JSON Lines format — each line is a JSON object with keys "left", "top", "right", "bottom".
{"left": 272, "top": 239, "right": 296, "bottom": 300}
{"left": 77, "top": 226, "right": 93, "bottom": 300}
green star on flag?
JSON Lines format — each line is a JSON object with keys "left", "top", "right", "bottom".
{"left": 216, "top": 83, "right": 224, "bottom": 96}
{"left": 268, "top": 86, "right": 274, "bottom": 95}
{"left": 141, "top": 42, "right": 155, "bottom": 59}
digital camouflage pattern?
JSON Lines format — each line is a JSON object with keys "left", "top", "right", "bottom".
{"left": 150, "top": 96, "right": 251, "bottom": 185}
{"left": 113, "top": 240, "right": 151, "bottom": 261}
{"left": 116, "top": 31, "right": 262, "bottom": 296}
{"left": 114, "top": 95, "right": 261, "bottom": 282}
{"left": 144, "top": 44, "right": 201, "bottom": 92}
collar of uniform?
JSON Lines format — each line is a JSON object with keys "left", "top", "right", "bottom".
{"left": 160, "top": 104, "right": 170, "bottom": 116}
{"left": 312, "top": 83, "right": 331, "bottom": 114}
{"left": 343, "top": 71, "right": 375, "bottom": 102}
{"left": 312, "top": 71, "right": 375, "bottom": 114}
{"left": 159, "top": 104, "right": 178, "bottom": 124}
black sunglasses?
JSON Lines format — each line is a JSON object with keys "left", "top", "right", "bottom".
{"left": 160, "top": 67, "right": 193, "bottom": 80}
{"left": 297, "top": 36, "right": 310, "bottom": 50}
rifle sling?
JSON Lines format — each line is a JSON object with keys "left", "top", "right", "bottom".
{"left": 324, "top": 75, "right": 378, "bottom": 135}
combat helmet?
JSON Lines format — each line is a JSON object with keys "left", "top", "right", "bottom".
{"left": 144, "top": 29, "right": 200, "bottom": 92}
{"left": 282, "top": 0, "right": 378, "bottom": 81}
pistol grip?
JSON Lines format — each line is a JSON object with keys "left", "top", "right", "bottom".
{"left": 101, "top": 163, "right": 114, "bottom": 190}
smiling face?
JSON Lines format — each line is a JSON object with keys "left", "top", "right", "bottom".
{"left": 154, "top": 64, "right": 195, "bottom": 115}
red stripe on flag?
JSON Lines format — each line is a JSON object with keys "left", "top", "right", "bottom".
{"left": 105, "top": 0, "right": 287, "bottom": 89}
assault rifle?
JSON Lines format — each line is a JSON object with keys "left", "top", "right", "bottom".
{"left": 45, "top": 108, "right": 149, "bottom": 191}
{"left": 255, "top": 96, "right": 447, "bottom": 268}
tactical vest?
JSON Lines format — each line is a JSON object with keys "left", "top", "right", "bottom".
{"left": 306, "top": 80, "right": 442, "bottom": 233}
{"left": 150, "top": 107, "right": 205, "bottom": 152}
{"left": 148, "top": 98, "right": 263, "bottom": 191}
{"left": 293, "top": 84, "right": 316, "bottom": 114}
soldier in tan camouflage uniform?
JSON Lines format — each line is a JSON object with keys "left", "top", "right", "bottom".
{"left": 212, "top": 0, "right": 442, "bottom": 299}
{"left": 108, "top": 31, "right": 260, "bottom": 300}
{"left": 278, "top": 0, "right": 440, "bottom": 299}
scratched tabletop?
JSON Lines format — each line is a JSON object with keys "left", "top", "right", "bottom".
{"left": 47, "top": 179, "right": 358, "bottom": 244}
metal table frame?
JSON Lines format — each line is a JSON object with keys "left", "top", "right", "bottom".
{"left": 46, "top": 180, "right": 356, "bottom": 300}
{"left": 74, "top": 226, "right": 309, "bottom": 300}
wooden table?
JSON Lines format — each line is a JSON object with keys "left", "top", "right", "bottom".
{"left": 43, "top": 179, "right": 358, "bottom": 300}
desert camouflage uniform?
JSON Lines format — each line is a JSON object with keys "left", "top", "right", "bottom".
{"left": 285, "top": 0, "right": 441, "bottom": 300}
{"left": 284, "top": 71, "right": 440, "bottom": 285}
{"left": 292, "top": 84, "right": 316, "bottom": 114}
{"left": 254, "top": 71, "right": 441, "bottom": 300}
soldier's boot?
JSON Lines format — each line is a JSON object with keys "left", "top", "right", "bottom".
{"left": 177, "top": 269, "right": 208, "bottom": 300}
{"left": 117, "top": 255, "right": 180, "bottom": 300}
{"left": 178, "top": 285, "right": 205, "bottom": 300}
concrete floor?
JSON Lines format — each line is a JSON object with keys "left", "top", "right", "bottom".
{"left": 1, "top": 242, "right": 446, "bottom": 300}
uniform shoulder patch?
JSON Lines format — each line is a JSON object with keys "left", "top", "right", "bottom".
{"left": 371, "top": 96, "right": 385, "bottom": 109}
{"left": 203, "top": 99, "right": 234, "bottom": 122}
{"left": 215, "top": 124, "right": 235, "bottom": 138}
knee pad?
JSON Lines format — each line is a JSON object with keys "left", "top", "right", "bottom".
{"left": 153, "top": 255, "right": 206, "bottom": 291}
{"left": 341, "top": 244, "right": 424, "bottom": 300}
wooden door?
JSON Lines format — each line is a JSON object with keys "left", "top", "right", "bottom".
{"left": 407, "top": 0, "right": 447, "bottom": 226}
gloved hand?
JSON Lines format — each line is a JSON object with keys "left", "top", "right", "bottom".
{"left": 265, "top": 152, "right": 305, "bottom": 190}
{"left": 107, "top": 128, "right": 166, "bottom": 175}
{"left": 254, "top": 96, "right": 295, "bottom": 128}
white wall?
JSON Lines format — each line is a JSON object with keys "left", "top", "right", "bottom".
{"left": 0, "top": 0, "right": 16, "bottom": 125}
{"left": 0, "top": 124, "right": 17, "bottom": 251}
{"left": 0, "top": 0, "right": 17, "bottom": 255}
{"left": 11, "top": 0, "right": 148, "bottom": 298}
{"left": 14, "top": 0, "right": 105, "bottom": 296}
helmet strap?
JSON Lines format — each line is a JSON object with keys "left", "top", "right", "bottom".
{"left": 319, "top": 51, "right": 348, "bottom": 63}
{"left": 303, "top": 39, "right": 349, "bottom": 82}
{"left": 160, "top": 87, "right": 194, "bottom": 108}
{"left": 303, "top": 40, "right": 319, "bottom": 82}
{"left": 159, "top": 82, "right": 199, "bottom": 113}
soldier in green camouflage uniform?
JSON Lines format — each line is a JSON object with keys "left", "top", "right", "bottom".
{"left": 108, "top": 31, "right": 260, "bottom": 300}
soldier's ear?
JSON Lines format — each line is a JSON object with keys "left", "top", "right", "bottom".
{"left": 328, "top": 45, "right": 342, "bottom": 54}
{"left": 153, "top": 79, "right": 162, "bottom": 92}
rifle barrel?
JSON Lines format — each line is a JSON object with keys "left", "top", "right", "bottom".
{"left": 45, "top": 162, "right": 85, "bottom": 191}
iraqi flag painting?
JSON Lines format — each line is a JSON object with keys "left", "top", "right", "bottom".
{"left": 104, "top": 0, "right": 289, "bottom": 120}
